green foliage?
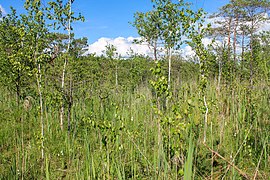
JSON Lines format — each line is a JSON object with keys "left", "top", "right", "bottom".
{"left": 0, "top": 0, "right": 270, "bottom": 179}
{"left": 150, "top": 61, "right": 170, "bottom": 99}
{"left": 104, "top": 44, "right": 117, "bottom": 59}
{"left": 0, "top": 55, "right": 269, "bottom": 178}
{"left": 0, "top": 8, "right": 37, "bottom": 101}
{"left": 46, "top": 0, "right": 85, "bottom": 30}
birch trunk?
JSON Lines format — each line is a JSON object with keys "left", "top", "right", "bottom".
{"left": 168, "top": 48, "right": 172, "bottom": 91}
{"left": 60, "top": 0, "right": 72, "bottom": 130}
{"left": 36, "top": 63, "right": 44, "bottom": 159}
{"left": 166, "top": 48, "right": 172, "bottom": 108}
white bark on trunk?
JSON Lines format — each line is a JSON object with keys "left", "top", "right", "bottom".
{"left": 60, "top": 0, "right": 72, "bottom": 130}
{"left": 168, "top": 48, "right": 172, "bottom": 91}
{"left": 36, "top": 63, "right": 44, "bottom": 159}
{"left": 203, "top": 94, "right": 209, "bottom": 143}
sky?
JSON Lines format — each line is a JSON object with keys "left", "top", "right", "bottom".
{"left": 0, "top": 0, "right": 232, "bottom": 57}
{"left": 0, "top": 0, "right": 230, "bottom": 42}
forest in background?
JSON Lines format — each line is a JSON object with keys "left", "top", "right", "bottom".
{"left": 0, "top": 0, "right": 269, "bottom": 179}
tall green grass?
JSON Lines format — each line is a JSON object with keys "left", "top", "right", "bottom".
{"left": 0, "top": 78, "right": 269, "bottom": 179}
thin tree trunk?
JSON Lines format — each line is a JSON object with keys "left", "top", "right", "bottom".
{"left": 233, "top": 15, "right": 238, "bottom": 64}
{"left": 203, "top": 94, "right": 209, "bottom": 143}
{"left": 60, "top": 0, "right": 72, "bottom": 130}
{"left": 166, "top": 48, "right": 172, "bottom": 108}
{"left": 240, "top": 28, "right": 246, "bottom": 82}
{"left": 16, "top": 72, "right": 21, "bottom": 107}
{"left": 157, "top": 96, "right": 162, "bottom": 174}
{"left": 115, "top": 63, "right": 118, "bottom": 91}
{"left": 60, "top": 60, "right": 66, "bottom": 130}
{"left": 36, "top": 63, "right": 44, "bottom": 160}
{"left": 250, "top": 21, "right": 254, "bottom": 88}
{"left": 217, "top": 55, "right": 222, "bottom": 92}
{"left": 153, "top": 41, "right": 157, "bottom": 61}
{"left": 168, "top": 48, "right": 172, "bottom": 91}
{"left": 227, "top": 17, "right": 232, "bottom": 62}
{"left": 67, "top": 76, "right": 73, "bottom": 135}
{"left": 33, "top": 31, "right": 44, "bottom": 161}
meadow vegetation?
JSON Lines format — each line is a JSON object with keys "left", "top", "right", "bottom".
{"left": 0, "top": 0, "right": 269, "bottom": 179}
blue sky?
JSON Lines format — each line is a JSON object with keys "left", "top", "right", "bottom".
{"left": 0, "top": 0, "right": 229, "bottom": 44}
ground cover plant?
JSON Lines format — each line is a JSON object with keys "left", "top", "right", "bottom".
{"left": 0, "top": 0, "right": 269, "bottom": 179}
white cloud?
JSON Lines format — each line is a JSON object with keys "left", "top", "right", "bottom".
{"left": 83, "top": 36, "right": 152, "bottom": 58}
{"left": 258, "top": 19, "right": 270, "bottom": 32}
{"left": 0, "top": 5, "right": 6, "bottom": 15}
{"left": 84, "top": 36, "right": 218, "bottom": 60}
{"left": 84, "top": 13, "right": 270, "bottom": 60}
{"left": 181, "top": 45, "right": 196, "bottom": 59}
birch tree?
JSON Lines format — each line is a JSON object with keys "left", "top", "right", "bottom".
{"left": 46, "top": 0, "right": 84, "bottom": 130}
{"left": 133, "top": 0, "right": 194, "bottom": 98}
{"left": 132, "top": 10, "right": 162, "bottom": 60}
{"left": 152, "top": 0, "right": 186, "bottom": 92}
{"left": 23, "top": 0, "right": 53, "bottom": 161}
{"left": 0, "top": 8, "right": 34, "bottom": 106}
